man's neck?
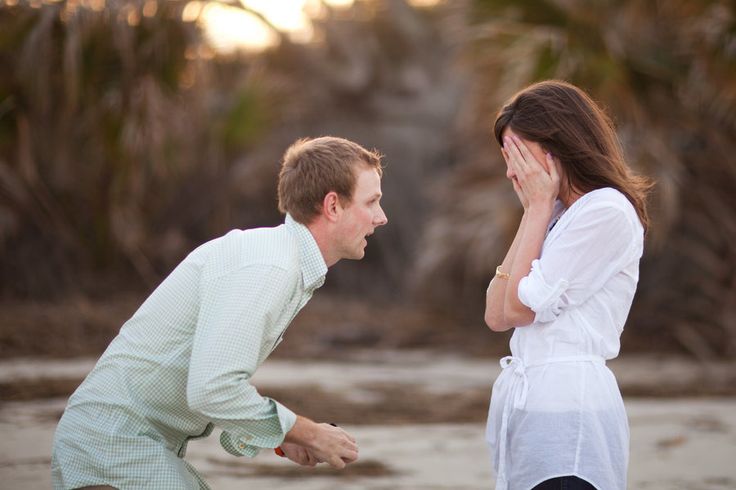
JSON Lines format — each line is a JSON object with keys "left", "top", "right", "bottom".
{"left": 306, "top": 219, "right": 339, "bottom": 268}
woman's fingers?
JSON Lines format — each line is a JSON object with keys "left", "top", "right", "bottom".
{"left": 511, "top": 177, "right": 529, "bottom": 208}
{"left": 506, "top": 135, "right": 550, "bottom": 177}
{"left": 502, "top": 135, "right": 560, "bottom": 206}
{"left": 505, "top": 136, "right": 541, "bottom": 183}
{"left": 512, "top": 135, "right": 539, "bottom": 173}
{"left": 504, "top": 139, "right": 527, "bottom": 185}
{"left": 504, "top": 137, "right": 526, "bottom": 174}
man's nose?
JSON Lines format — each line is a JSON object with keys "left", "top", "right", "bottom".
{"left": 375, "top": 206, "right": 388, "bottom": 226}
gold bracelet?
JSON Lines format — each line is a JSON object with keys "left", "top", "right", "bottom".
{"left": 495, "top": 265, "right": 510, "bottom": 280}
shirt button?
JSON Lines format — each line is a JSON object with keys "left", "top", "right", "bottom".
{"left": 238, "top": 443, "right": 245, "bottom": 449}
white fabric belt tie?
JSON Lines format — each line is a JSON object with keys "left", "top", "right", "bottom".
{"left": 495, "top": 355, "right": 605, "bottom": 490}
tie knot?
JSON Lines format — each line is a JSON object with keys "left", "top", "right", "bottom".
{"left": 500, "top": 356, "right": 526, "bottom": 375}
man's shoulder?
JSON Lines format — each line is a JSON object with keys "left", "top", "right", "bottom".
{"left": 211, "top": 224, "right": 300, "bottom": 273}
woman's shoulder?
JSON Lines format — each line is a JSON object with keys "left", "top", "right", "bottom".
{"left": 555, "top": 188, "right": 638, "bottom": 234}
{"left": 578, "top": 187, "right": 629, "bottom": 207}
{"left": 571, "top": 187, "right": 637, "bottom": 219}
{"left": 569, "top": 188, "right": 644, "bottom": 243}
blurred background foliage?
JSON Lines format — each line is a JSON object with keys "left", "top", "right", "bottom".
{"left": 0, "top": 0, "right": 734, "bottom": 358}
{"left": 418, "top": 0, "right": 736, "bottom": 358}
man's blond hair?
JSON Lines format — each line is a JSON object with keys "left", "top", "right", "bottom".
{"left": 277, "top": 136, "right": 383, "bottom": 224}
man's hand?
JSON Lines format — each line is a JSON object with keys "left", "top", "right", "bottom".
{"left": 308, "top": 423, "right": 358, "bottom": 469}
{"left": 279, "top": 442, "right": 319, "bottom": 466}
{"left": 284, "top": 416, "right": 359, "bottom": 469}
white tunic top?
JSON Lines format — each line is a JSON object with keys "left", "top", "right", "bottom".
{"left": 486, "top": 187, "right": 644, "bottom": 490}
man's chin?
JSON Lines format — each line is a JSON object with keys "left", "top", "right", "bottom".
{"left": 349, "top": 248, "right": 366, "bottom": 260}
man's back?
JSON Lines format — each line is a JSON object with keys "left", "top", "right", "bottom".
{"left": 68, "top": 224, "right": 300, "bottom": 416}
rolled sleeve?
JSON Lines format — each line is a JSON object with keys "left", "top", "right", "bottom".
{"left": 518, "top": 259, "right": 570, "bottom": 323}
{"left": 517, "top": 196, "right": 642, "bottom": 323}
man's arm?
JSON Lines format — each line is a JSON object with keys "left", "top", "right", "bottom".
{"left": 187, "top": 265, "right": 299, "bottom": 453}
{"left": 188, "top": 264, "right": 358, "bottom": 468}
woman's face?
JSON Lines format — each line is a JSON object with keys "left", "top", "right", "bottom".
{"left": 500, "top": 126, "right": 575, "bottom": 205}
{"left": 500, "top": 127, "right": 551, "bottom": 182}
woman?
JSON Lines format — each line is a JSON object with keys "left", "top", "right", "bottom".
{"left": 484, "top": 80, "right": 652, "bottom": 490}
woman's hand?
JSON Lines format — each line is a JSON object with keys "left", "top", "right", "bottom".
{"left": 504, "top": 135, "right": 560, "bottom": 211}
{"left": 502, "top": 146, "right": 529, "bottom": 209}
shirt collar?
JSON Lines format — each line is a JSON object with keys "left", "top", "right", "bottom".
{"left": 284, "top": 213, "right": 328, "bottom": 291}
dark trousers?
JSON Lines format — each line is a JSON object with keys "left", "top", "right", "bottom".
{"left": 532, "top": 475, "right": 596, "bottom": 489}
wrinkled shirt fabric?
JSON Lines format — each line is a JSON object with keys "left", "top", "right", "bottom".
{"left": 52, "top": 214, "right": 327, "bottom": 489}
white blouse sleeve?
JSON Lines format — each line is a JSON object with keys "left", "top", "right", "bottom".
{"left": 518, "top": 200, "right": 641, "bottom": 323}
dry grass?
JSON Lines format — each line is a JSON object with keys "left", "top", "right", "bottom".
{"left": 0, "top": 295, "right": 143, "bottom": 359}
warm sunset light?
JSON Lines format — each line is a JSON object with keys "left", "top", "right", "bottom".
{"left": 187, "top": 0, "right": 351, "bottom": 53}
{"left": 188, "top": 0, "right": 442, "bottom": 53}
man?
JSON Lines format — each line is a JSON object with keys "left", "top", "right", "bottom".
{"left": 51, "top": 136, "right": 388, "bottom": 489}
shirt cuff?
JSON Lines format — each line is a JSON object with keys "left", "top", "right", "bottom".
{"left": 219, "top": 399, "right": 297, "bottom": 457}
{"left": 518, "top": 259, "right": 569, "bottom": 323}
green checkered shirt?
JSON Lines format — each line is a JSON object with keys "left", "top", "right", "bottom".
{"left": 51, "top": 214, "right": 327, "bottom": 489}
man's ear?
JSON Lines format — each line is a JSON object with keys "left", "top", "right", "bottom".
{"left": 322, "top": 191, "right": 341, "bottom": 222}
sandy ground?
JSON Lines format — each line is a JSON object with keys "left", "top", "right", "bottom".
{"left": 1, "top": 352, "right": 735, "bottom": 489}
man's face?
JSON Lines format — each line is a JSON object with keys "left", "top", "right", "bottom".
{"left": 335, "top": 166, "right": 388, "bottom": 260}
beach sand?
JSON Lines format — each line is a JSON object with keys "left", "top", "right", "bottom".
{"left": 1, "top": 352, "right": 735, "bottom": 489}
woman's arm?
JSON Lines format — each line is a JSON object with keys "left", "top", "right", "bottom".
{"left": 485, "top": 135, "right": 559, "bottom": 331}
{"left": 518, "top": 200, "right": 641, "bottom": 324}
{"left": 504, "top": 203, "right": 553, "bottom": 326}
{"left": 484, "top": 212, "right": 527, "bottom": 331}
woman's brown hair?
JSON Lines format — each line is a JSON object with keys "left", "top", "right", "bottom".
{"left": 493, "top": 80, "right": 653, "bottom": 233}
